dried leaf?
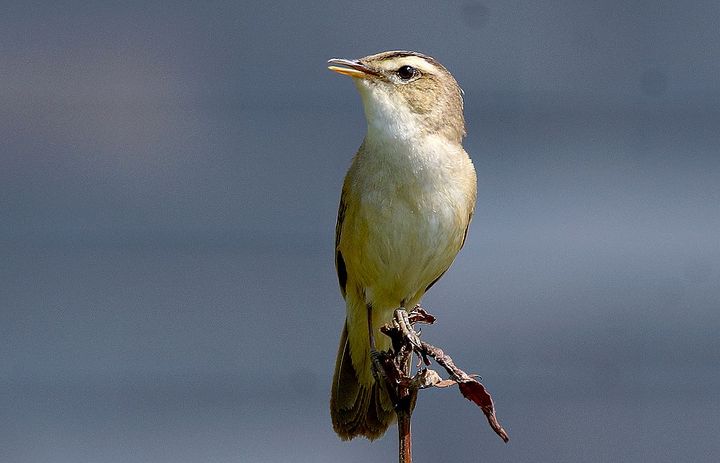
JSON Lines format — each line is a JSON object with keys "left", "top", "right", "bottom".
{"left": 413, "top": 369, "right": 443, "bottom": 389}
{"left": 458, "top": 380, "right": 510, "bottom": 443}
{"left": 434, "top": 379, "right": 457, "bottom": 388}
{"left": 408, "top": 306, "right": 436, "bottom": 325}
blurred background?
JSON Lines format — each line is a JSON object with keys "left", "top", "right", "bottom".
{"left": 2, "top": 1, "right": 719, "bottom": 462}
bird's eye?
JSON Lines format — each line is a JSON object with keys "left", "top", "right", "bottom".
{"left": 397, "top": 65, "right": 417, "bottom": 80}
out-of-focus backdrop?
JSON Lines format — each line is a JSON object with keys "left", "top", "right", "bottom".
{"left": 2, "top": 1, "right": 719, "bottom": 462}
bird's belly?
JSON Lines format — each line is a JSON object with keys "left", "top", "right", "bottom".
{"left": 344, "top": 195, "right": 464, "bottom": 308}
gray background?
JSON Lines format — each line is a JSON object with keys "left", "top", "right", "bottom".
{"left": 2, "top": 1, "right": 719, "bottom": 462}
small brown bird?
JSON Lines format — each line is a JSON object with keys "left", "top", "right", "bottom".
{"left": 327, "top": 51, "right": 477, "bottom": 440}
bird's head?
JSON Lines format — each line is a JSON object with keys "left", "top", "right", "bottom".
{"left": 328, "top": 51, "right": 465, "bottom": 143}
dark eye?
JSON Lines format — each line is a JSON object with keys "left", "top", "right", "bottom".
{"left": 397, "top": 65, "right": 417, "bottom": 80}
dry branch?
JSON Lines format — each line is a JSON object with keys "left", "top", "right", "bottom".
{"left": 376, "top": 306, "right": 509, "bottom": 462}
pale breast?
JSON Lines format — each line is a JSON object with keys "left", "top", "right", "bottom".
{"left": 339, "top": 136, "right": 476, "bottom": 308}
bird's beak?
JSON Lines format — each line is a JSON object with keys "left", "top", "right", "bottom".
{"left": 327, "top": 58, "right": 378, "bottom": 79}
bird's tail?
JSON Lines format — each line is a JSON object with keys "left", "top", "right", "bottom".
{"left": 330, "top": 321, "right": 395, "bottom": 440}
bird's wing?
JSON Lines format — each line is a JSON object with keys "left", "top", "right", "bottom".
{"left": 424, "top": 210, "right": 474, "bottom": 294}
{"left": 335, "top": 186, "right": 348, "bottom": 298}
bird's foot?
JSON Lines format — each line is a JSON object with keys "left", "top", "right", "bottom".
{"left": 370, "top": 348, "right": 399, "bottom": 382}
{"left": 370, "top": 348, "right": 404, "bottom": 405}
{"left": 369, "top": 348, "right": 385, "bottom": 382}
{"left": 393, "top": 308, "right": 423, "bottom": 350}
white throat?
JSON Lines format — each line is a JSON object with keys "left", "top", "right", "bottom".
{"left": 355, "top": 81, "right": 425, "bottom": 143}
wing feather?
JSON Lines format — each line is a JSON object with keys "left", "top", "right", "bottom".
{"left": 335, "top": 188, "right": 349, "bottom": 297}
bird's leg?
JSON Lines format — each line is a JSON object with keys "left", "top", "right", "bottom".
{"left": 391, "top": 308, "right": 420, "bottom": 420}
{"left": 367, "top": 304, "right": 403, "bottom": 407}
{"left": 367, "top": 303, "right": 377, "bottom": 351}
{"left": 367, "top": 304, "right": 388, "bottom": 382}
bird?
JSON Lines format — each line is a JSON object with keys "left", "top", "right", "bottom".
{"left": 327, "top": 50, "right": 477, "bottom": 441}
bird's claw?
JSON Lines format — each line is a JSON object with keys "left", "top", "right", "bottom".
{"left": 393, "top": 308, "right": 423, "bottom": 350}
{"left": 370, "top": 348, "right": 386, "bottom": 382}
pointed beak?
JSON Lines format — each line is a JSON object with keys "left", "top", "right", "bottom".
{"left": 327, "top": 58, "right": 378, "bottom": 79}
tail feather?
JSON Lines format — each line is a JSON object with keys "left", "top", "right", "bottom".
{"left": 330, "top": 323, "right": 395, "bottom": 440}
